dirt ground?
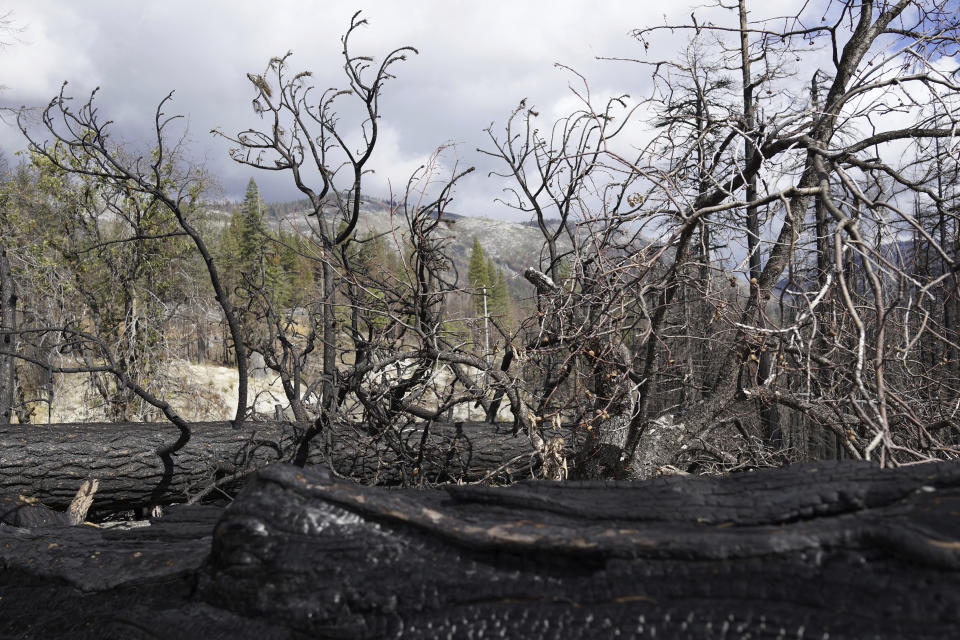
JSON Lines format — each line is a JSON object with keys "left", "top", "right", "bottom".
{"left": 29, "top": 359, "right": 291, "bottom": 423}
{"left": 24, "top": 359, "right": 514, "bottom": 423}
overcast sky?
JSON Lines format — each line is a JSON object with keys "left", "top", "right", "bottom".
{"left": 1, "top": 1, "right": 809, "bottom": 219}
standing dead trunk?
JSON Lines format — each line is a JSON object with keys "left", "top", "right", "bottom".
{"left": 739, "top": 0, "right": 780, "bottom": 449}
{"left": 0, "top": 243, "right": 16, "bottom": 425}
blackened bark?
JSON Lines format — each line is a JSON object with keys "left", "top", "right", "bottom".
{"left": 0, "top": 243, "right": 16, "bottom": 424}
{"left": 739, "top": 0, "right": 780, "bottom": 449}
{"left": 320, "top": 258, "right": 338, "bottom": 419}
{"left": 1, "top": 478, "right": 98, "bottom": 527}
{"left": 0, "top": 504, "right": 284, "bottom": 640}
{"left": 0, "top": 420, "right": 551, "bottom": 511}
{"left": 201, "top": 461, "right": 960, "bottom": 638}
{"left": 1, "top": 461, "right": 958, "bottom": 639}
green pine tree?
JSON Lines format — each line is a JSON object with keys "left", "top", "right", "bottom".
{"left": 555, "top": 257, "right": 572, "bottom": 285}
{"left": 277, "top": 229, "right": 314, "bottom": 305}
{"left": 485, "top": 256, "right": 497, "bottom": 288}
{"left": 238, "top": 178, "right": 264, "bottom": 265}
{"left": 226, "top": 178, "right": 304, "bottom": 308}
{"left": 490, "top": 267, "right": 511, "bottom": 320}
{"left": 467, "top": 237, "right": 489, "bottom": 316}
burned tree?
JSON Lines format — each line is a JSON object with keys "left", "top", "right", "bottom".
{"left": 7, "top": 89, "right": 256, "bottom": 510}
{"left": 215, "top": 13, "right": 544, "bottom": 476}
{"left": 3, "top": 2, "right": 959, "bottom": 499}
{"left": 481, "top": 0, "right": 960, "bottom": 476}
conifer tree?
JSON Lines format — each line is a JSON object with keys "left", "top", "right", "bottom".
{"left": 467, "top": 237, "right": 489, "bottom": 316}
{"left": 238, "top": 178, "right": 264, "bottom": 264}
{"left": 230, "top": 178, "right": 291, "bottom": 306}
{"left": 490, "top": 267, "right": 511, "bottom": 320}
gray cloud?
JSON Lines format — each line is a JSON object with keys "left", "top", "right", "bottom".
{"left": 0, "top": 1, "right": 796, "bottom": 219}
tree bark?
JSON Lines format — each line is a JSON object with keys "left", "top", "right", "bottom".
{"left": 0, "top": 420, "right": 550, "bottom": 511}
{"left": 1, "top": 461, "right": 958, "bottom": 638}
{"left": 205, "top": 460, "right": 958, "bottom": 638}
{"left": 0, "top": 243, "right": 16, "bottom": 425}
{"left": 738, "top": 0, "right": 780, "bottom": 448}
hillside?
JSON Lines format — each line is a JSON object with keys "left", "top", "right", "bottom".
{"left": 259, "top": 196, "right": 569, "bottom": 299}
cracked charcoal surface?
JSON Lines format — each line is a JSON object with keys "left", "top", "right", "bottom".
{"left": 2, "top": 460, "right": 958, "bottom": 638}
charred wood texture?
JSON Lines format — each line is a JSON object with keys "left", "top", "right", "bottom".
{"left": 0, "top": 421, "right": 303, "bottom": 512}
{"left": 201, "top": 460, "right": 960, "bottom": 638}
{"left": 0, "top": 243, "right": 14, "bottom": 425}
{"left": 0, "top": 478, "right": 98, "bottom": 527}
{"left": 1, "top": 461, "right": 958, "bottom": 639}
{"left": 0, "top": 505, "right": 291, "bottom": 639}
{"left": 0, "top": 420, "right": 542, "bottom": 511}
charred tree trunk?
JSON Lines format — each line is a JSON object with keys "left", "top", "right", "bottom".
{"left": 200, "top": 460, "right": 960, "bottom": 639}
{"left": 739, "top": 0, "right": 780, "bottom": 450}
{"left": 3, "top": 460, "right": 957, "bottom": 639}
{"left": 0, "top": 420, "right": 551, "bottom": 511}
{"left": 0, "top": 243, "right": 16, "bottom": 425}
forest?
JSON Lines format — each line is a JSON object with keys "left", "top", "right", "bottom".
{"left": 1, "top": 2, "right": 959, "bottom": 636}
{"left": 1, "top": 2, "right": 959, "bottom": 496}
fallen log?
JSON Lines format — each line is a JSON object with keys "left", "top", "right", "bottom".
{"left": 0, "top": 420, "right": 543, "bottom": 511}
{"left": 0, "top": 460, "right": 959, "bottom": 638}
{"left": 200, "top": 460, "right": 960, "bottom": 638}
{"left": 1, "top": 460, "right": 958, "bottom": 639}
{"left": 0, "top": 504, "right": 288, "bottom": 639}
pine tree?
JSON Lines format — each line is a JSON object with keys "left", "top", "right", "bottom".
{"left": 238, "top": 178, "right": 264, "bottom": 265}
{"left": 277, "top": 229, "right": 314, "bottom": 302}
{"left": 490, "top": 267, "right": 511, "bottom": 320}
{"left": 227, "top": 178, "right": 296, "bottom": 307}
{"left": 467, "top": 237, "right": 489, "bottom": 316}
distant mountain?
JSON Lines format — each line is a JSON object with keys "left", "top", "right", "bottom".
{"left": 261, "top": 196, "right": 567, "bottom": 300}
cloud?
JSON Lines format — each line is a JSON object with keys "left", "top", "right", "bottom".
{"left": 0, "top": 0, "right": 918, "bottom": 221}
{"left": 0, "top": 2, "right": 679, "bottom": 206}
{"left": 0, "top": 4, "right": 99, "bottom": 97}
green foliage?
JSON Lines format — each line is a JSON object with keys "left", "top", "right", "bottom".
{"left": 468, "top": 237, "right": 490, "bottom": 316}
{"left": 462, "top": 236, "right": 517, "bottom": 330}
{"left": 489, "top": 266, "right": 511, "bottom": 320}
{"left": 341, "top": 230, "right": 409, "bottom": 333}
{"left": 276, "top": 230, "right": 315, "bottom": 306}
{"left": 238, "top": 177, "right": 264, "bottom": 264}
{"left": 467, "top": 237, "right": 513, "bottom": 322}
{"left": 4, "top": 149, "right": 205, "bottom": 420}
{"left": 468, "top": 237, "right": 488, "bottom": 288}
{"left": 217, "top": 178, "right": 315, "bottom": 310}
{"left": 555, "top": 257, "right": 573, "bottom": 287}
